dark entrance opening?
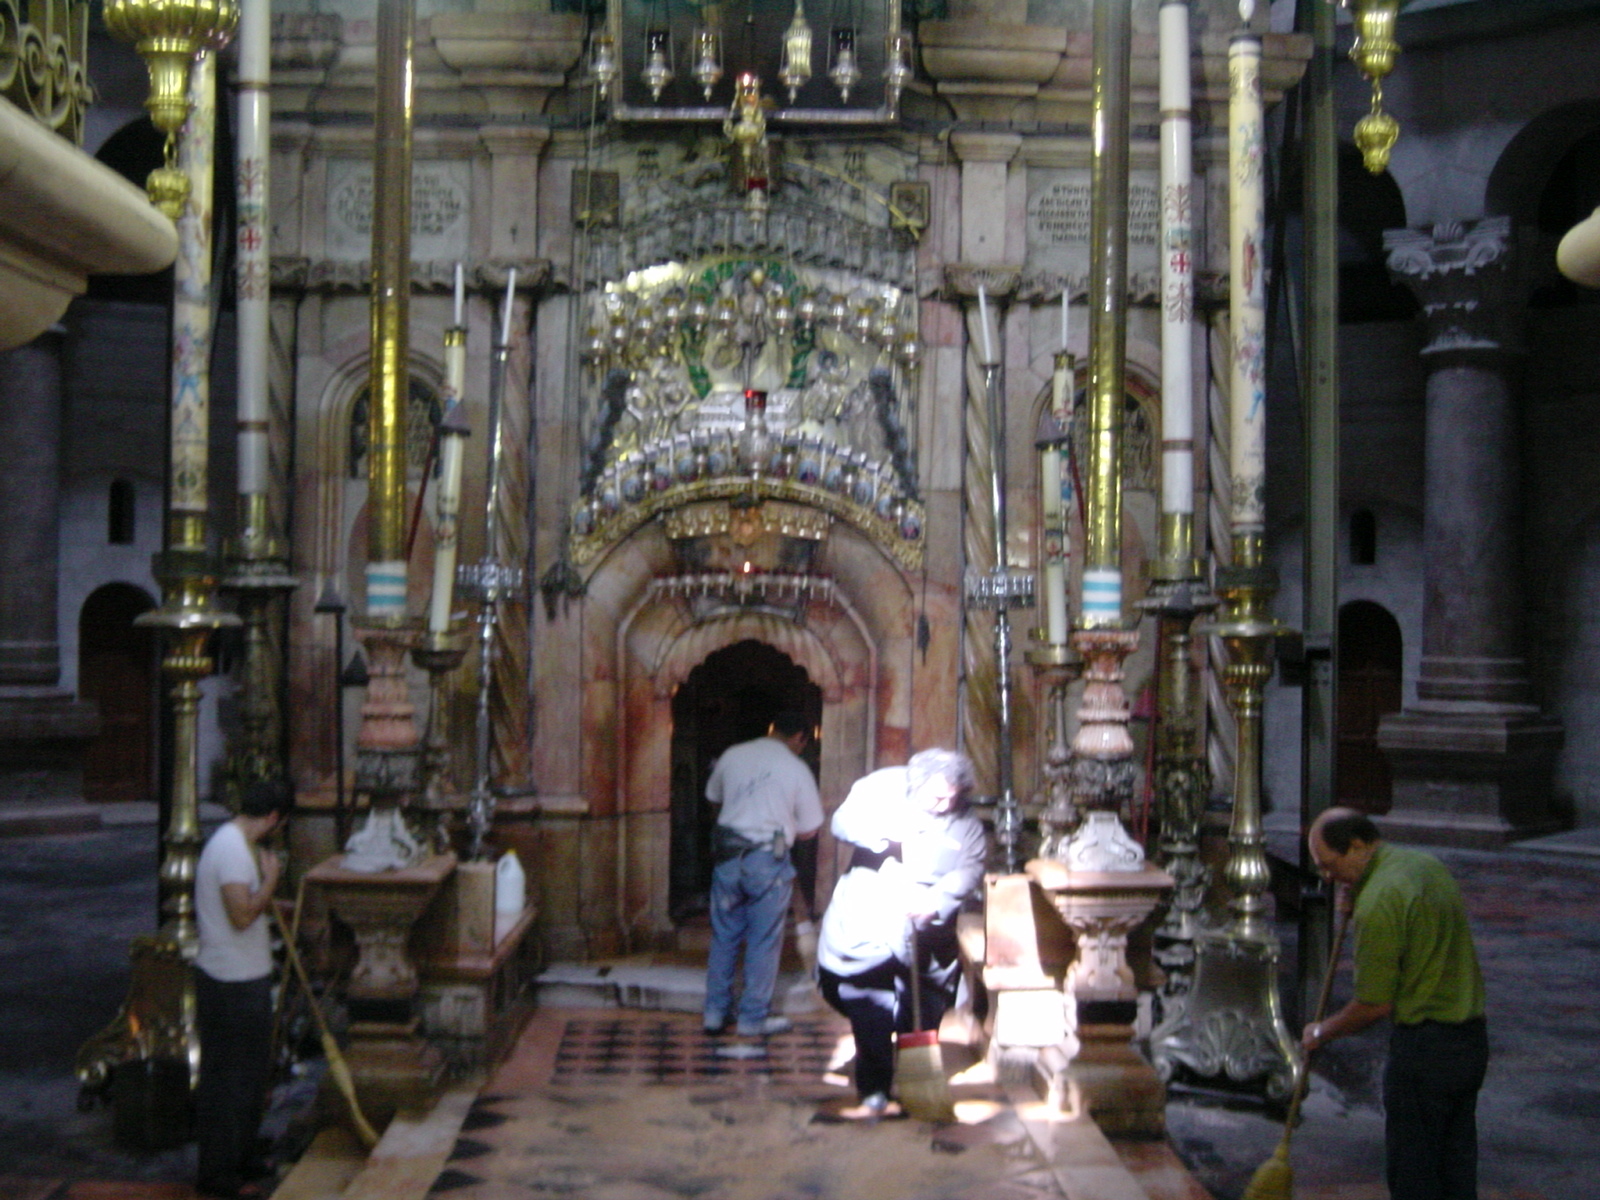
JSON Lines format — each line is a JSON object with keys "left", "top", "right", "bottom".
{"left": 668, "top": 639, "right": 821, "bottom": 923}
{"left": 79, "top": 583, "right": 158, "bottom": 803}
{"left": 1335, "top": 599, "right": 1403, "bottom": 814}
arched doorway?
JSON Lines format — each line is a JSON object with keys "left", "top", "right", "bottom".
{"left": 668, "top": 639, "right": 822, "bottom": 922}
{"left": 79, "top": 583, "right": 158, "bottom": 803}
{"left": 1336, "top": 600, "right": 1403, "bottom": 814}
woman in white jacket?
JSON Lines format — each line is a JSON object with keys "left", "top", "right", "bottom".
{"left": 817, "top": 748, "right": 986, "bottom": 1119}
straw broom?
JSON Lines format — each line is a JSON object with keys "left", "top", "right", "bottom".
{"left": 269, "top": 903, "right": 381, "bottom": 1150}
{"left": 895, "top": 923, "right": 957, "bottom": 1123}
{"left": 1240, "top": 908, "right": 1351, "bottom": 1200}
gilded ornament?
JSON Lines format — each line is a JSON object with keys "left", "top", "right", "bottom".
{"left": 103, "top": 0, "right": 238, "bottom": 217}
{"left": 1346, "top": 0, "right": 1401, "bottom": 174}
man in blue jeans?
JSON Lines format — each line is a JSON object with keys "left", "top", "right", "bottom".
{"left": 703, "top": 710, "right": 823, "bottom": 1037}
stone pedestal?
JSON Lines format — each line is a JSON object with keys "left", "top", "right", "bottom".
{"left": 980, "top": 872, "right": 1076, "bottom": 1085}
{"left": 307, "top": 851, "right": 455, "bottom": 1123}
{"left": 1380, "top": 218, "right": 1565, "bottom": 844}
{"left": 1027, "top": 857, "right": 1171, "bottom": 1136}
{"left": 414, "top": 859, "right": 542, "bottom": 1073}
{"left": 1376, "top": 707, "right": 1564, "bottom": 846}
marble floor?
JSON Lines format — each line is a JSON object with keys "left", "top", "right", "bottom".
{"left": 0, "top": 804, "right": 1595, "bottom": 1200}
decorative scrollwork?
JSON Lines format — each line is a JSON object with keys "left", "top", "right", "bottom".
{"left": 0, "top": 0, "right": 92, "bottom": 144}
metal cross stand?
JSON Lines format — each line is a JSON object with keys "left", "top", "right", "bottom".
{"left": 457, "top": 270, "right": 525, "bottom": 860}
{"left": 963, "top": 360, "right": 1036, "bottom": 873}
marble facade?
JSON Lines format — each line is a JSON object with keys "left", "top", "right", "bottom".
{"left": 10, "top": 0, "right": 1600, "bottom": 973}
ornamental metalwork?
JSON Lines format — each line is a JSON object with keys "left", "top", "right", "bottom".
{"left": 570, "top": 251, "right": 923, "bottom": 570}
{"left": 0, "top": 0, "right": 92, "bottom": 143}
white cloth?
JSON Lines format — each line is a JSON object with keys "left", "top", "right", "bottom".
{"left": 705, "top": 735, "right": 824, "bottom": 847}
{"left": 195, "top": 820, "right": 272, "bottom": 982}
{"left": 818, "top": 765, "right": 988, "bottom": 975}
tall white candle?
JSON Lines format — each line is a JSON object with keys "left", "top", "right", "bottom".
{"left": 977, "top": 284, "right": 996, "bottom": 366}
{"left": 443, "top": 327, "right": 465, "bottom": 405}
{"left": 1229, "top": 31, "right": 1267, "bottom": 534}
{"left": 453, "top": 261, "right": 464, "bottom": 328}
{"left": 1160, "top": 0, "right": 1195, "bottom": 520}
{"left": 1060, "top": 290, "right": 1070, "bottom": 352}
{"left": 428, "top": 407, "right": 468, "bottom": 633}
{"left": 500, "top": 268, "right": 517, "bottom": 347}
{"left": 235, "top": 0, "right": 271, "bottom": 501}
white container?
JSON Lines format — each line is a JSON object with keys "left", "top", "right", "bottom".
{"left": 493, "top": 850, "right": 526, "bottom": 943}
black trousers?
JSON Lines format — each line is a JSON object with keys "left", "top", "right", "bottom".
{"left": 818, "top": 923, "right": 963, "bottom": 1102}
{"left": 195, "top": 969, "right": 274, "bottom": 1195}
{"left": 1384, "top": 1017, "right": 1489, "bottom": 1200}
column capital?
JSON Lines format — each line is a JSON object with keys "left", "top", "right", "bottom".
{"left": 1384, "top": 217, "right": 1527, "bottom": 356}
{"left": 943, "top": 263, "right": 1022, "bottom": 303}
{"left": 949, "top": 131, "right": 1024, "bottom": 165}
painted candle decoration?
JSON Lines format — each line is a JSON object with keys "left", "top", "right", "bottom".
{"left": 1040, "top": 347, "right": 1072, "bottom": 645}
{"left": 1229, "top": 29, "right": 1267, "bottom": 535}
{"left": 1160, "top": 0, "right": 1195, "bottom": 524}
{"left": 428, "top": 401, "right": 469, "bottom": 633}
{"left": 235, "top": 0, "right": 271, "bottom": 502}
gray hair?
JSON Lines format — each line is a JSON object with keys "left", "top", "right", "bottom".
{"left": 907, "top": 748, "right": 976, "bottom": 809}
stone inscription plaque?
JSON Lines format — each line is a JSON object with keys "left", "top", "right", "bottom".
{"left": 1025, "top": 169, "right": 1160, "bottom": 282}
{"left": 326, "top": 159, "right": 471, "bottom": 261}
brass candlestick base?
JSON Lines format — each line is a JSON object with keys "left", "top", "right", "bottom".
{"left": 1026, "top": 643, "right": 1082, "bottom": 857}
{"left": 412, "top": 629, "right": 470, "bottom": 848}
{"left": 1137, "top": 581, "right": 1217, "bottom": 1000}
{"left": 1148, "top": 558, "right": 1301, "bottom": 1101}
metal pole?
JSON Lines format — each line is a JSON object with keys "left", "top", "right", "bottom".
{"left": 1297, "top": 0, "right": 1340, "bottom": 1027}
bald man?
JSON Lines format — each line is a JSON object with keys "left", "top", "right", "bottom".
{"left": 1303, "top": 808, "right": 1487, "bottom": 1200}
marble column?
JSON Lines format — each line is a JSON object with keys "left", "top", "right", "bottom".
{"left": 0, "top": 331, "right": 97, "bottom": 798}
{"left": 1377, "top": 217, "right": 1563, "bottom": 845}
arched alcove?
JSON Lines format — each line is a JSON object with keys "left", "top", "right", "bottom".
{"left": 667, "top": 641, "right": 823, "bottom": 922}
{"left": 1336, "top": 599, "right": 1403, "bottom": 814}
{"left": 78, "top": 582, "right": 157, "bottom": 803}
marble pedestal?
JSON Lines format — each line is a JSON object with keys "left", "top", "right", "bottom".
{"left": 415, "top": 860, "right": 543, "bottom": 1073}
{"left": 1026, "top": 857, "right": 1172, "bottom": 1137}
{"left": 306, "top": 852, "right": 456, "bottom": 1125}
{"left": 1377, "top": 706, "right": 1565, "bottom": 847}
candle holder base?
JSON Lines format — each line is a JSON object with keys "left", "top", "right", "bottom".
{"left": 1147, "top": 922, "right": 1302, "bottom": 1105}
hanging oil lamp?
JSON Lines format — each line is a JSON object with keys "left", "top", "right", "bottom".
{"left": 828, "top": 26, "right": 860, "bottom": 102}
{"left": 641, "top": 26, "right": 674, "bottom": 101}
{"left": 779, "top": 0, "right": 813, "bottom": 102}
{"left": 693, "top": 26, "right": 723, "bottom": 100}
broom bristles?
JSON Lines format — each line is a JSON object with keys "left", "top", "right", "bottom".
{"left": 896, "top": 1032, "right": 956, "bottom": 1123}
{"left": 1239, "top": 1136, "right": 1292, "bottom": 1200}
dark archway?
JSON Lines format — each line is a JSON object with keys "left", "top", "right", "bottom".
{"left": 1336, "top": 600, "right": 1403, "bottom": 814}
{"left": 668, "top": 639, "right": 822, "bottom": 922}
{"left": 79, "top": 583, "right": 158, "bottom": 803}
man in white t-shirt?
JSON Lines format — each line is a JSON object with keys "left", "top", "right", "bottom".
{"left": 194, "top": 780, "right": 289, "bottom": 1199}
{"left": 703, "top": 709, "right": 824, "bottom": 1038}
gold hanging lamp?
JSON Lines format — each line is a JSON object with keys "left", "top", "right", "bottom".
{"left": 1346, "top": 0, "right": 1401, "bottom": 175}
{"left": 104, "top": 0, "right": 239, "bottom": 218}
{"left": 779, "top": 0, "right": 812, "bottom": 102}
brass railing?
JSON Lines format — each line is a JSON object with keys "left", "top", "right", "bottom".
{"left": 0, "top": 0, "right": 93, "bottom": 144}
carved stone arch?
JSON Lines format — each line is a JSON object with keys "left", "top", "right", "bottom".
{"left": 1056, "top": 349, "right": 1161, "bottom": 493}
{"left": 307, "top": 352, "right": 449, "bottom": 585}
{"left": 652, "top": 612, "right": 846, "bottom": 702}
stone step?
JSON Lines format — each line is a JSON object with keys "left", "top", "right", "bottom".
{"left": 533, "top": 959, "right": 822, "bottom": 1016}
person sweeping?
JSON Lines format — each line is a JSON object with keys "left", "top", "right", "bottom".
{"left": 816, "top": 749, "right": 986, "bottom": 1121}
{"left": 193, "top": 780, "right": 291, "bottom": 1200}
{"left": 1278, "top": 808, "right": 1487, "bottom": 1200}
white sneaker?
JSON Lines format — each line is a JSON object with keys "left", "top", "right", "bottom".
{"left": 736, "top": 1015, "right": 792, "bottom": 1037}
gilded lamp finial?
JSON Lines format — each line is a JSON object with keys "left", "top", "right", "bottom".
{"left": 1347, "top": 0, "right": 1401, "bottom": 175}
{"left": 103, "top": 0, "right": 239, "bottom": 218}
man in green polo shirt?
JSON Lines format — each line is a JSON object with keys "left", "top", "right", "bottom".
{"left": 1301, "top": 807, "right": 1488, "bottom": 1200}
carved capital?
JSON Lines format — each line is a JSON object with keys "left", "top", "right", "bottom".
{"left": 942, "top": 262, "right": 1023, "bottom": 303}
{"left": 1385, "top": 217, "right": 1526, "bottom": 356}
